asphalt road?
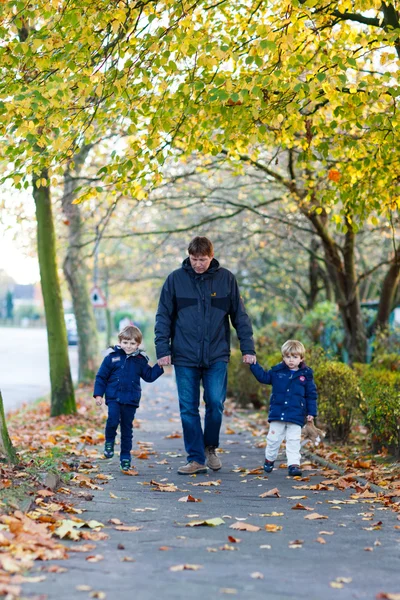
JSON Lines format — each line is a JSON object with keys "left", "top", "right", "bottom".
{"left": 20, "top": 375, "right": 400, "bottom": 600}
{"left": 0, "top": 327, "right": 78, "bottom": 412}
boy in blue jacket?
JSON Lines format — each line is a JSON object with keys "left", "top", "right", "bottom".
{"left": 250, "top": 340, "right": 317, "bottom": 477}
{"left": 94, "top": 325, "right": 163, "bottom": 472}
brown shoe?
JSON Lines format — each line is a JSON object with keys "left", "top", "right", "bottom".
{"left": 205, "top": 446, "right": 222, "bottom": 471}
{"left": 177, "top": 461, "right": 208, "bottom": 475}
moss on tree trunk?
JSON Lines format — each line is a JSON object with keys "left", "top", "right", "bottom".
{"left": 33, "top": 171, "right": 76, "bottom": 416}
{"left": 0, "top": 391, "right": 17, "bottom": 463}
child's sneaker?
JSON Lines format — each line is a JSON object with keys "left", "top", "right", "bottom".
{"left": 104, "top": 442, "right": 114, "bottom": 459}
{"left": 288, "top": 464, "right": 302, "bottom": 477}
{"left": 120, "top": 459, "right": 131, "bottom": 472}
{"left": 264, "top": 459, "right": 274, "bottom": 473}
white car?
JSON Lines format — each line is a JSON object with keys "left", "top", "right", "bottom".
{"left": 64, "top": 314, "right": 78, "bottom": 345}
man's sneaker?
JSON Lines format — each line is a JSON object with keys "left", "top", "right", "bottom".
{"left": 177, "top": 461, "right": 208, "bottom": 475}
{"left": 288, "top": 464, "right": 302, "bottom": 477}
{"left": 120, "top": 459, "right": 131, "bottom": 472}
{"left": 104, "top": 442, "right": 114, "bottom": 459}
{"left": 205, "top": 446, "right": 222, "bottom": 471}
{"left": 264, "top": 459, "right": 274, "bottom": 473}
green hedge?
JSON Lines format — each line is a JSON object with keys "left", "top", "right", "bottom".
{"left": 356, "top": 366, "right": 400, "bottom": 457}
{"left": 313, "top": 361, "right": 363, "bottom": 443}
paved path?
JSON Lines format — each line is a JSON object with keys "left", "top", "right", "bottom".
{"left": 23, "top": 375, "right": 400, "bottom": 600}
{"left": 0, "top": 327, "right": 78, "bottom": 411}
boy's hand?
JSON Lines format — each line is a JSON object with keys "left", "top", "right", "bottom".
{"left": 158, "top": 355, "right": 171, "bottom": 366}
{"left": 306, "top": 415, "right": 314, "bottom": 422}
{"left": 242, "top": 354, "right": 256, "bottom": 364}
{"left": 95, "top": 396, "right": 103, "bottom": 406}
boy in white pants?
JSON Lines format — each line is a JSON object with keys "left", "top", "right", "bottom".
{"left": 250, "top": 340, "right": 318, "bottom": 477}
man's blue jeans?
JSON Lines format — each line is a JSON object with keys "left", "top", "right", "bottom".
{"left": 105, "top": 401, "right": 137, "bottom": 462}
{"left": 174, "top": 362, "right": 228, "bottom": 464}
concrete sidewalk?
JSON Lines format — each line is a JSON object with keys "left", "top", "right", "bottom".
{"left": 23, "top": 374, "right": 400, "bottom": 600}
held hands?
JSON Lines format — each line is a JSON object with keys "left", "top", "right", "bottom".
{"left": 95, "top": 396, "right": 103, "bottom": 407}
{"left": 157, "top": 355, "right": 171, "bottom": 367}
{"left": 306, "top": 415, "right": 314, "bottom": 422}
{"left": 242, "top": 354, "right": 257, "bottom": 365}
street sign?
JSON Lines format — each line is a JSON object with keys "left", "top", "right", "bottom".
{"left": 90, "top": 286, "right": 107, "bottom": 308}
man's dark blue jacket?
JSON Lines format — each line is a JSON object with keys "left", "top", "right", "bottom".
{"left": 93, "top": 347, "right": 163, "bottom": 406}
{"left": 155, "top": 258, "right": 255, "bottom": 367}
{"left": 250, "top": 361, "right": 318, "bottom": 426}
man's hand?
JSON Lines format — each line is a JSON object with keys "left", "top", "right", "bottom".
{"left": 242, "top": 354, "right": 256, "bottom": 365}
{"left": 95, "top": 396, "right": 103, "bottom": 407}
{"left": 158, "top": 355, "right": 171, "bottom": 367}
{"left": 306, "top": 415, "right": 314, "bottom": 422}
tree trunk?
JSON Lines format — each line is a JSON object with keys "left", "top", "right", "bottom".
{"left": 307, "top": 211, "right": 368, "bottom": 363}
{"left": 308, "top": 237, "right": 320, "bottom": 309}
{"left": 62, "top": 150, "right": 99, "bottom": 383}
{"left": 0, "top": 391, "right": 17, "bottom": 464}
{"left": 33, "top": 171, "right": 76, "bottom": 416}
{"left": 374, "top": 247, "right": 400, "bottom": 332}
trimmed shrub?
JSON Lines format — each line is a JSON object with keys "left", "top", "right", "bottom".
{"left": 357, "top": 368, "right": 400, "bottom": 457}
{"left": 314, "top": 361, "right": 363, "bottom": 443}
{"left": 371, "top": 353, "right": 400, "bottom": 372}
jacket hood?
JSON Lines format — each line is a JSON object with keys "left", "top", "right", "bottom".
{"left": 182, "top": 256, "right": 220, "bottom": 278}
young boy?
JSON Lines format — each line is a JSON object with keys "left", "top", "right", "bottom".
{"left": 94, "top": 325, "right": 163, "bottom": 472}
{"left": 250, "top": 340, "right": 317, "bottom": 477}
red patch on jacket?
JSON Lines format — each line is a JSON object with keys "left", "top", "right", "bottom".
{"left": 299, "top": 376, "right": 306, "bottom": 381}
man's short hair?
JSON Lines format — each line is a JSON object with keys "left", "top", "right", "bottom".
{"left": 281, "top": 339, "right": 305, "bottom": 358}
{"left": 188, "top": 236, "right": 214, "bottom": 257}
{"left": 118, "top": 325, "right": 142, "bottom": 344}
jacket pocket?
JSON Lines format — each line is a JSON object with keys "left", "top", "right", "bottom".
{"left": 211, "top": 296, "right": 231, "bottom": 312}
{"left": 176, "top": 297, "right": 197, "bottom": 311}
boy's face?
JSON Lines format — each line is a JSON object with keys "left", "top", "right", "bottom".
{"left": 283, "top": 352, "right": 302, "bottom": 370}
{"left": 120, "top": 339, "right": 139, "bottom": 354}
{"left": 189, "top": 253, "right": 214, "bottom": 274}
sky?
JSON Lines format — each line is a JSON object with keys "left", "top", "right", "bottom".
{"left": 0, "top": 228, "right": 40, "bottom": 284}
{"left": 0, "top": 185, "right": 40, "bottom": 285}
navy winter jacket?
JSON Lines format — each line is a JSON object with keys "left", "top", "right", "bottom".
{"left": 93, "top": 347, "right": 163, "bottom": 407}
{"left": 155, "top": 258, "right": 255, "bottom": 367}
{"left": 250, "top": 362, "right": 318, "bottom": 427}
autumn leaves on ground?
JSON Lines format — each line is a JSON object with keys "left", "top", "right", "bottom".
{"left": 0, "top": 376, "right": 399, "bottom": 599}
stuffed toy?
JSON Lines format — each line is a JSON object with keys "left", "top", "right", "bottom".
{"left": 301, "top": 421, "right": 325, "bottom": 448}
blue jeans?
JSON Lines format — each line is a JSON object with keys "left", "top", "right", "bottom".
{"left": 174, "top": 362, "right": 228, "bottom": 464}
{"left": 105, "top": 401, "right": 137, "bottom": 462}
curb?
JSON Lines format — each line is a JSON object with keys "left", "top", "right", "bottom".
{"left": 303, "top": 449, "right": 388, "bottom": 495}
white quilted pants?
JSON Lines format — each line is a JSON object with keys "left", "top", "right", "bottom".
{"left": 265, "top": 421, "right": 301, "bottom": 466}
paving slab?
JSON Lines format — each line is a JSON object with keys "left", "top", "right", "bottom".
{"left": 21, "top": 374, "right": 400, "bottom": 600}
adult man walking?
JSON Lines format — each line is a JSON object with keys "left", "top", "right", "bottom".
{"left": 155, "top": 236, "right": 256, "bottom": 474}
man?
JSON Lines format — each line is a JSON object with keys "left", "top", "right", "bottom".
{"left": 155, "top": 236, "right": 256, "bottom": 475}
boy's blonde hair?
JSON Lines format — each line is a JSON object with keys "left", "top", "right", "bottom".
{"left": 118, "top": 325, "right": 142, "bottom": 344}
{"left": 281, "top": 339, "right": 305, "bottom": 359}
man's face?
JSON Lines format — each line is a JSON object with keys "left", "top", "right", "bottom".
{"left": 189, "top": 253, "right": 214, "bottom": 274}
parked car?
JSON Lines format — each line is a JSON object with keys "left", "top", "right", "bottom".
{"left": 64, "top": 314, "right": 78, "bottom": 345}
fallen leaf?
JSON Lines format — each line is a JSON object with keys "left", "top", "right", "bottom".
{"left": 315, "top": 537, "right": 326, "bottom": 544}
{"left": 265, "top": 524, "right": 282, "bottom": 532}
{"left": 259, "top": 487, "right": 280, "bottom": 498}
{"left": 259, "top": 544, "right": 272, "bottom": 549}
{"left": 251, "top": 572, "right": 264, "bottom": 579}
{"left": 86, "top": 555, "right": 104, "bottom": 563}
{"left": 291, "top": 503, "right": 313, "bottom": 511}
{"left": 220, "top": 589, "right": 238, "bottom": 594}
{"left": 289, "top": 539, "right": 303, "bottom": 548}
{"left": 169, "top": 564, "right": 203, "bottom": 571}
{"left": 186, "top": 518, "right": 225, "bottom": 527}
{"left": 178, "top": 495, "right": 202, "bottom": 503}
{"left": 192, "top": 480, "right": 221, "bottom": 487}
{"left": 227, "top": 536, "right": 241, "bottom": 543}
{"left": 304, "top": 513, "right": 328, "bottom": 520}
{"left": 376, "top": 594, "right": 400, "bottom": 600}
{"left": 165, "top": 433, "right": 182, "bottom": 439}
{"left": 114, "top": 526, "right": 143, "bottom": 532}
{"left": 219, "top": 544, "right": 237, "bottom": 551}
{"left": 230, "top": 522, "right": 260, "bottom": 532}
{"left": 319, "top": 531, "right": 334, "bottom": 535}
{"left": 121, "top": 556, "right": 135, "bottom": 562}
{"left": 159, "top": 546, "right": 172, "bottom": 551}
{"left": 109, "top": 518, "right": 123, "bottom": 525}
{"left": 76, "top": 585, "right": 92, "bottom": 592}
{"left": 90, "top": 593, "right": 106, "bottom": 599}
{"left": 37, "top": 489, "right": 54, "bottom": 497}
